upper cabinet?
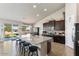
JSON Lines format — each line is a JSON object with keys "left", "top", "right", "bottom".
{"left": 43, "top": 20, "right": 55, "bottom": 33}
{"left": 55, "top": 20, "right": 65, "bottom": 30}
{"left": 49, "top": 21, "right": 55, "bottom": 27}
{"left": 43, "top": 20, "right": 65, "bottom": 31}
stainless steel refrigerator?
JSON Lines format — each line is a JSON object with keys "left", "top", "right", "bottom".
{"left": 75, "top": 23, "right": 79, "bottom": 56}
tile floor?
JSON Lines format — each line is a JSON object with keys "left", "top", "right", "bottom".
{"left": 0, "top": 40, "right": 74, "bottom": 56}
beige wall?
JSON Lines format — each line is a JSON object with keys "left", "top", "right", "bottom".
{"left": 77, "top": 4, "right": 79, "bottom": 23}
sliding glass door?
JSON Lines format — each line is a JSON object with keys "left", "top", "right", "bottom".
{"left": 0, "top": 24, "right": 4, "bottom": 40}
{"left": 4, "top": 24, "right": 12, "bottom": 38}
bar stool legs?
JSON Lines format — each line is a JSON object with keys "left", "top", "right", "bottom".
{"left": 28, "top": 46, "right": 38, "bottom": 56}
{"left": 28, "top": 50, "right": 38, "bottom": 56}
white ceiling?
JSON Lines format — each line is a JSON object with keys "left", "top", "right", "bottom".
{"left": 0, "top": 3, "right": 65, "bottom": 24}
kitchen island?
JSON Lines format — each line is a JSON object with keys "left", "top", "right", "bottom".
{"left": 21, "top": 34, "right": 52, "bottom": 56}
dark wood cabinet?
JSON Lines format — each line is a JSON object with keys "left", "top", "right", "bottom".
{"left": 55, "top": 20, "right": 65, "bottom": 30}
{"left": 43, "top": 21, "right": 55, "bottom": 32}
{"left": 53, "top": 35, "right": 65, "bottom": 44}
{"left": 49, "top": 21, "right": 55, "bottom": 27}
{"left": 43, "top": 20, "right": 65, "bottom": 32}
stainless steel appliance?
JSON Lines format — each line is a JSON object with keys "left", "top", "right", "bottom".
{"left": 75, "top": 23, "right": 79, "bottom": 56}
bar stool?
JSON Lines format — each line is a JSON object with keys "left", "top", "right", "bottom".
{"left": 19, "top": 41, "right": 26, "bottom": 55}
{"left": 28, "top": 46, "right": 38, "bottom": 56}
{"left": 23, "top": 42, "right": 31, "bottom": 56}
{"left": 16, "top": 39, "right": 21, "bottom": 46}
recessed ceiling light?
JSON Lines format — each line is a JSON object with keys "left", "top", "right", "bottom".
{"left": 44, "top": 8, "right": 47, "bottom": 11}
{"left": 33, "top": 5, "right": 37, "bottom": 8}
{"left": 36, "top": 14, "right": 39, "bottom": 16}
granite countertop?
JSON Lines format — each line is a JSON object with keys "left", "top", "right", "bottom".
{"left": 21, "top": 34, "right": 52, "bottom": 45}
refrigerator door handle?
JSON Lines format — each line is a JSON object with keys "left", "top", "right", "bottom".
{"left": 72, "top": 35, "right": 74, "bottom": 42}
{"left": 77, "top": 31, "right": 79, "bottom": 32}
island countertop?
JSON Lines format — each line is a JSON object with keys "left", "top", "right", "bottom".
{"left": 21, "top": 34, "right": 52, "bottom": 45}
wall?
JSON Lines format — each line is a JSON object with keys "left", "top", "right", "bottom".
{"left": 34, "top": 8, "right": 65, "bottom": 35}
{"left": 65, "top": 3, "right": 77, "bottom": 48}
{"left": 77, "top": 4, "right": 79, "bottom": 23}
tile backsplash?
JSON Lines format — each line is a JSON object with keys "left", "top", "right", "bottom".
{"left": 54, "top": 31, "right": 65, "bottom": 35}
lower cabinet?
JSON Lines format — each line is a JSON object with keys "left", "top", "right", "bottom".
{"left": 53, "top": 35, "right": 65, "bottom": 44}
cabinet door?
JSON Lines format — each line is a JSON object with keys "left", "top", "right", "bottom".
{"left": 60, "top": 20, "right": 65, "bottom": 30}
{"left": 55, "top": 21, "right": 60, "bottom": 30}
{"left": 55, "top": 20, "right": 65, "bottom": 30}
